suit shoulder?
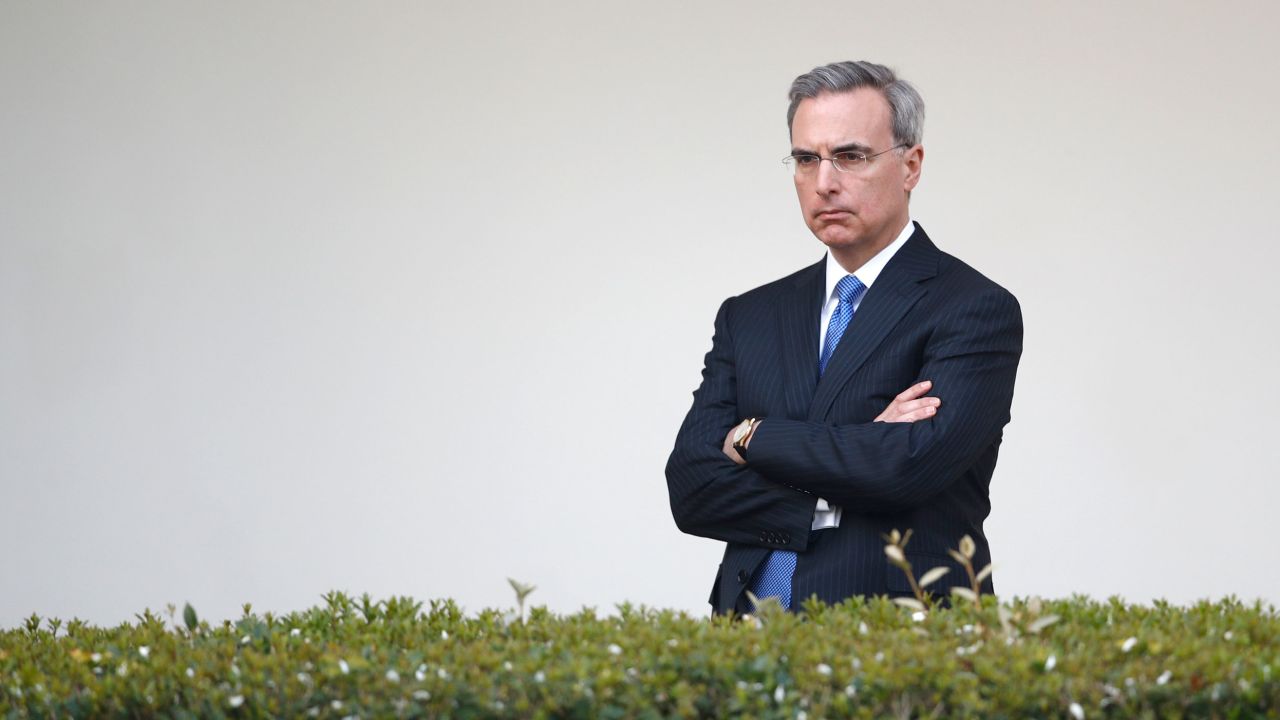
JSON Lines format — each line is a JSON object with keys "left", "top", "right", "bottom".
{"left": 928, "top": 250, "right": 1023, "bottom": 340}
{"left": 729, "top": 260, "right": 823, "bottom": 306}
{"left": 707, "top": 261, "right": 819, "bottom": 332}
{"left": 935, "top": 249, "right": 1019, "bottom": 307}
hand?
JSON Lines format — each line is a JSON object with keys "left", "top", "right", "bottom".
{"left": 723, "top": 424, "right": 747, "bottom": 466}
{"left": 875, "top": 380, "right": 940, "bottom": 423}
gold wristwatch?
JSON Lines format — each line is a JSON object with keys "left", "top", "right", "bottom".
{"left": 732, "top": 418, "right": 761, "bottom": 453}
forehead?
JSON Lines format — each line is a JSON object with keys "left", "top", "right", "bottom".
{"left": 790, "top": 88, "right": 893, "bottom": 150}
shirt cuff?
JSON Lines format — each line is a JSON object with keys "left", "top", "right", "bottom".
{"left": 811, "top": 497, "right": 841, "bottom": 530}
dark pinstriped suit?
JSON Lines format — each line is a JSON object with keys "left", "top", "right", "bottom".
{"left": 665, "top": 222, "right": 1022, "bottom": 614}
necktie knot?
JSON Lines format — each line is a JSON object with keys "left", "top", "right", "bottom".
{"left": 836, "top": 274, "right": 866, "bottom": 305}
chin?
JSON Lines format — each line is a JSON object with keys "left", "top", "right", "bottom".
{"left": 816, "top": 231, "right": 867, "bottom": 249}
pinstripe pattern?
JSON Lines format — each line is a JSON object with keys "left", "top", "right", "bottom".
{"left": 748, "top": 274, "right": 866, "bottom": 610}
{"left": 665, "top": 223, "right": 1023, "bottom": 614}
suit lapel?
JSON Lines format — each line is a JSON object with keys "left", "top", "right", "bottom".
{"left": 775, "top": 258, "right": 825, "bottom": 421}
{"left": 807, "top": 224, "right": 941, "bottom": 422}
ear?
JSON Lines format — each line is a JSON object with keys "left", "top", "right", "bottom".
{"left": 902, "top": 144, "right": 924, "bottom": 192}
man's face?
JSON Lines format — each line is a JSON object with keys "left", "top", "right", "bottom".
{"left": 789, "top": 88, "right": 922, "bottom": 256}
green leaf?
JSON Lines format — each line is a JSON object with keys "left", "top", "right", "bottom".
{"left": 6, "top": 591, "right": 1280, "bottom": 717}
{"left": 507, "top": 578, "right": 536, "bottom": 603}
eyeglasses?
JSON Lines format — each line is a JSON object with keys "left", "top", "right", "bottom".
{"left": 782, "top": 144, "right": 908, "bottom": 176}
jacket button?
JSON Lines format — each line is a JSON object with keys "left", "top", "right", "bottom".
{"left": 737, "top": 569, "right": 748, "bottom": 583}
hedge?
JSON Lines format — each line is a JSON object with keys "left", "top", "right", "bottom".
{"left": 2, "top": 590, "right": 1277, "bottom": 718}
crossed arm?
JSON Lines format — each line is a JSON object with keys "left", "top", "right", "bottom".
{"left": 722, "top": 380, "right": 940, "bottom": 464}
{"left": 666, "top": 287, "right": 1022, "bottom": 543}
{"left": 732, "top": 288, "right": 1023, "bottom": 513}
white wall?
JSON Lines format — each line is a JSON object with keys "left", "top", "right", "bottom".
{"left": 3, "top": 0, "right": 1278, "bottom": 626}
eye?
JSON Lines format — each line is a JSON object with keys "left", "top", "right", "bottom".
{"left": 834, "top": 151, "right": 868, "bottom": 164}
{"left": 793, "top": 155, "right": 820, "bottom": 166}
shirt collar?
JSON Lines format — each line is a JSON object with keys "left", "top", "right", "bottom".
{"left": 824, "top": 218, "right": 915, "bottom": 303}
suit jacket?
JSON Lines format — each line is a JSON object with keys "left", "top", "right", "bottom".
{"left": 665, "top": 223, "right": 1023, "bottom": 614}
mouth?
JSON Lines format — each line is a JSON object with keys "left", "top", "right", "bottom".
{"left": 815, "top": 209, "right": 852, "bottom": 221}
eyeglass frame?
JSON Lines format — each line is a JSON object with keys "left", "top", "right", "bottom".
{"left": 782, "top": 143, "right": 909, "bottom": 175}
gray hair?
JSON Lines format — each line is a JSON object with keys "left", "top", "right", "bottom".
{"left": 786, "top": 61, "right": 925, "bottom": 147}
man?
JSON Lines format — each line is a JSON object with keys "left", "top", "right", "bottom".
{"left": 665, "top": 61, "right": 1023, "bottom": 615}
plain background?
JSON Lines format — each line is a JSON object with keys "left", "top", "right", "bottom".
{"left": 3, "top": 1, "right": 1278, "bottom": 627}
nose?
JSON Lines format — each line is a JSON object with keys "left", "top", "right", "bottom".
{"left": 815, "top": 157, "right": 841, "bottom": 195}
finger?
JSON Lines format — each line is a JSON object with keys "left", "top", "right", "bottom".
{"left": 896, "top": 397, "right": 941, "bottom": 414}
{"left": 893, "top": 380, "right": 933, "bottom": 402}
{"left": 886, "top": 404, "right": 938, "bottom": 423}
{"left": 907, "top": 405, "right": 938, "bottom": 421}
{"left": 876, "top": 385, "right": 936, "bottom": 422}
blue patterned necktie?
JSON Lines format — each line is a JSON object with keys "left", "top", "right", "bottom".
{"left": 820, "top": 275, "right": 867, "bottom": 375}
{"left": 747, "top": 274, "right": 866, "bottom": 611}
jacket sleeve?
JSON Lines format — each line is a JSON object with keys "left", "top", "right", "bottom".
{"left": 665, "top": 297, "right": 817, "bottom": 552}
{"left": 741, "top": 286, "right": 1023, "bottom": 513}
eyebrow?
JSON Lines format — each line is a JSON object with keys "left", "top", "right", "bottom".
{"left": 832, "top": 141, "right": 873, "bottom": 154}
{"left": 789, "top": 141, "right": 874, "bottom": 156}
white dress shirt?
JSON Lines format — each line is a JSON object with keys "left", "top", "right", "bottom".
{"left": 810, "top": 219, "right": 915, "bottom": 530}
